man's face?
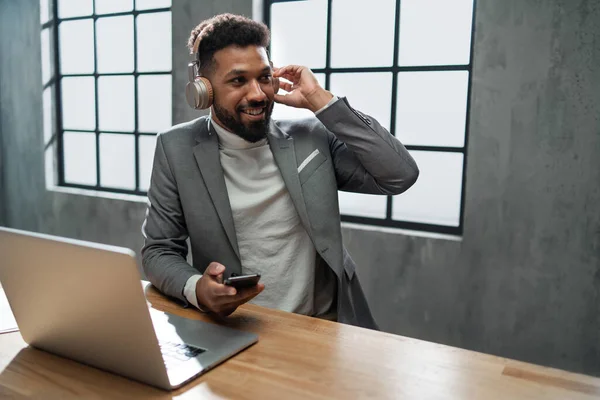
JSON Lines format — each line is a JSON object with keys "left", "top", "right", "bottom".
{"left": 209, "top": 45, "right": 275, "bottom": 142}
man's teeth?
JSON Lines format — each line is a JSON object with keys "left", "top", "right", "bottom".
{"left": 243, "top": 108, "right": 264, "bottom": 115}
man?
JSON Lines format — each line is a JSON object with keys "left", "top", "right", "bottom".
{"left": 141, "top": 14, "right": 419, "bottom": 330}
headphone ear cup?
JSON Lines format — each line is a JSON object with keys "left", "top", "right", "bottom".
{"left": 185, "top": 76, "right": 214, "bottom": 110}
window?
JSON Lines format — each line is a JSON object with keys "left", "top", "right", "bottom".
{"left": 265, "top": 0, "right": 476, "bottom": 235}
{"left": 42, "top": 0, "right": 173, "bottom": 196}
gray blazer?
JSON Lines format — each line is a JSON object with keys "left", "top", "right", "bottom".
{"left": 141, "top": 97, "right": 419, "bottom": 330}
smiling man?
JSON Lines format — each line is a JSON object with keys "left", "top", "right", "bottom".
{"left": 141, "top": 14, "right": 419, "bottom": 329}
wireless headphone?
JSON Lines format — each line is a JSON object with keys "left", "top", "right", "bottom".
{"left": 185, "top": 32, "right": 213, "bottom": 110}
{"left": 185, "top": 28, "right": 280, "bottom": 110}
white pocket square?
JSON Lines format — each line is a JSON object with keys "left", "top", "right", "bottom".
{"left": 298, "top": 149, "right": 321, "bottom": 173}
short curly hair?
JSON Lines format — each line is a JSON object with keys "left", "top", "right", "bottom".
{"left": 187, "top": 13, "right": 270, "bottom": 75}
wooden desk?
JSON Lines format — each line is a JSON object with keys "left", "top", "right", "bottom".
{"left": 1, "top": 283, "right": 599, "bottom": 399}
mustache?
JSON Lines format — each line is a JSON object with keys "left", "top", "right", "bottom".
{"left": 238, "top": 100, "right": 269, "bottom": 111}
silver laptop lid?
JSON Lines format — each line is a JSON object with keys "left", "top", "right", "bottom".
{"left": 0, "top": 227, "right": 170, "bottom": 389}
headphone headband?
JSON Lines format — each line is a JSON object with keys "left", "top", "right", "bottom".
{"left": 192, "top": 33, "right": 202, "bottom": 56}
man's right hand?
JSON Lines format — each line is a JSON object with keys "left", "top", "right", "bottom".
{"left": 195, "top": 262, "right": 264, "bottom": 317}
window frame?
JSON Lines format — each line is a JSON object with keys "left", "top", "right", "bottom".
{"left": 50, "top": 0, "right": 172, "bottom": 197}
{"left": 264, "top": 0, "right": 477, "bottom": 235}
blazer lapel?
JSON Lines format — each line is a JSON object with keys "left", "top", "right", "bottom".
{"left": 193, "top": 120, "right": 240, "bottom": 260}
{"left": 267, "top": 122, "right": 312, "bottom": 237}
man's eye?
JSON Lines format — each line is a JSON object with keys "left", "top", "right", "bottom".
{"left": 260, "top": 74, "right": 272, "bottom": 82}
{"left": 231, "top": 77, "right": 245, "bottom": 84}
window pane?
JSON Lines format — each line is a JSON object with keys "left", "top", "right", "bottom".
{"left": 99, "top": 133, "right": 135, "bottom": 190}
{"left": 392, "top": 151, "right": 463, "bottom": 226}
{"left": 396, "top": 71, "right": 469, "bottom": 147}
{"left": 138, "top": 135, "right": 157, "bottom": 191}
{"left": 137, "top": 12, "right": 172, "bottom": 72}
{"left": 331, "top": 0, "right": 395, "bottom": 68}
{"left": 58, "top": 0, "right": 93, "bottom": 19}
{"left": 96, "top": 16, "right": 134, "bottom": 73}
{"left": 61, "top": 77, "right": 96, "bottom": 130}
{"left": 43, "top": 86, "right": 54, "bottom": 145}
{"left": 272, "top": 74, "right": 325, "bottom": 121}
{"left": 339, "top": 192, "right": 387, "bottom": 219}
{"left": 135, "top": 0, "right": 171, "bottom": 10}
{"left": 98, "top": 76, "right": 134, "bottom": 132}
{"left": 330, "top": 72, "right": 393, "bottom": 131}
{"left": 95, "top": 0, "right": 133, "bottom": 15}
{"left": 138, "top": 75, "right": 172, "bottom": 133}
{"left": 59, "top": 19, "right": 95, "bottom": 74}
{"left": 40, "top": 0, "right": 51, "bottom": 24}
{"left": 63, "top": 131, "right": 96, "bottom": 185}
{"left": 270, "top": 0, "right": 327, "bottom": 69}
{"left": 41, "top": 28, "right": 52, "bottom": 85}
{"left": 398, "top": 0, "right": 474, "bottom": 66}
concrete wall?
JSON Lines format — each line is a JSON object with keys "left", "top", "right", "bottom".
{"left": 0, "top": 79, "right": 5, "bottom": 226}
{"left": 1, "top": 0, "right": 599, "bottom": 377}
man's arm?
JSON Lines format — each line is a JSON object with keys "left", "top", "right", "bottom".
{"left": 141, "top": 134, "right": 198, "bottom": 302}
{"left": 273, "top": 65, "right": 419, "bottom": 195}
{"left": 317, "top": 97, "right": 419, "bottom": 195}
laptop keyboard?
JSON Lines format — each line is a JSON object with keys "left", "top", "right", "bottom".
{"left": 159, "top": 340, "right": 206, "bottom": 369}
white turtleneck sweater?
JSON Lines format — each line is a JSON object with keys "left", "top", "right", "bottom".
{"left": 183, "top": 101, "right": 338, "bottom": 317}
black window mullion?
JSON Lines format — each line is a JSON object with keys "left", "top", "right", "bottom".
{"left": 458, "top": 0, "right": 478, "bottom": 233}
{"left": 341, "top": 215, "right": 461, "bottom": 236}
{"left": 58, "top": 7, "right": 170, "bottom": 23}
{"left": 405, "top": 145, "right": 465, "bottom": 153}
{"left": 309, "top": 65, "right": 470, "bottom": 74}
{"left": 53, "top": 0, "right": 65, "bottom": 186}
{"left": 133, "top": 1, "right": 140, "bottom": 192}
{"left": 386, "top": 0, "right": 402, "bottom": 221}
{"left": 64, "top": 128, "right": 135, "bottom": 135}
{"left": 62, "top": 71, "right": 171, "bottom": 78}
{"left": 92, "top": 0, "right": 101, "bottom": 188}
{"left": 62, "top": 182, "right": 147, "bottom": 197}
{"left": 324, "top": 0, "right": 332, "bottom": 91}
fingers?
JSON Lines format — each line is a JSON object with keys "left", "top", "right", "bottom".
{"left": 205, "top": 262, "right": 225, "bottom": 277}
{"left": 273, "top": 64, "right": 304, "bottom": 81}
{"left": 272, "top": 64, "right": 297, "bottom": 76}
{"left": 212, "top": 281, "right": 237, "bottom": 296}
{"left": 197, "top": 262, "right": 265, "bottom": 316}
{"left": 212, "top": 283, "right": 265, "bottom": 312}
{"left": 278, "top": 81, "right": 294, "bottom": 93}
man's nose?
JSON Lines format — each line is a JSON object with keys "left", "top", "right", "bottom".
{"left": 246, "top": 80, "right": 267, "bottom": 102}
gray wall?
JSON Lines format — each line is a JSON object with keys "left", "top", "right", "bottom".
{"left": 1, "top": 0, "right": 599, "bottom": 377}
{"left": 0, "top": 78, "right": 5, "bottom": 226}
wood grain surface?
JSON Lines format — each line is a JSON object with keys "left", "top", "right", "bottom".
{"left": 0, "top": 282, "right": 598, "bottom": 399}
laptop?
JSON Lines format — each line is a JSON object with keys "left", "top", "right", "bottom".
{"left": 0, "top": 227, "right": 258, "bottom": 390}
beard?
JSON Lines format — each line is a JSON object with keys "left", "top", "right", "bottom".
{"left": 213, "top": 100, "right": 274, "bottom": 143}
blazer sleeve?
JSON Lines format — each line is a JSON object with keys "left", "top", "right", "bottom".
{"left": 316, "top": 97, "right": 419, "bottom": 195}
{"left": 141, "top": 133, "right": 198, "bottom": 302}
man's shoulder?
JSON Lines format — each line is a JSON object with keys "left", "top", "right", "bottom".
{"left": 158, "top": 115, "right": 210, "bottom": 145}
{"left": 273, "top": 116, "right": 328, "bottom": 138}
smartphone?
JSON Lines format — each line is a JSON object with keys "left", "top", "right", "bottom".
{"left": 223, "top": 273, "right": 261, "bottom": 289}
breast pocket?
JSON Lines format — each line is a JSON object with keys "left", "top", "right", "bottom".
{"left": 298, "top": 149, "right": 327, "bottom": 185}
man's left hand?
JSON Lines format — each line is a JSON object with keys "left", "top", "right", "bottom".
{"left": 273, "top": 65, "right": 334, "bottom": 113}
